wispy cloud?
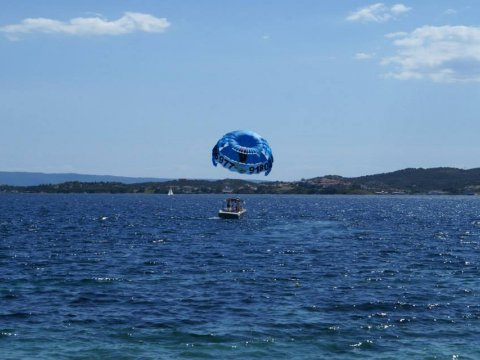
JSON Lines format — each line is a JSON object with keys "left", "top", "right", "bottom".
{"left": 346, "top": 3, "right": 411, "bottom": 23}
{"left": 354, "top": 52, "right": 376, "bottom": 60}
{"left": 390, "top": 4, "right": 410, "bottom": 14}
{"left": 0, "top": 12, "right": 170, "bottom": 40}
{"left": 443, "top": 9, "right": 457, "bottom": 16}
{"left": 382, "top": 25, "right": 480, "bottom": 82}
{"left": 384, "top": 31, "right": 408, "bottom": 39}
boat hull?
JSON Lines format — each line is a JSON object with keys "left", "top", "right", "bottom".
{"left": 218, "top": 209, "right": 246, "bottom": 219}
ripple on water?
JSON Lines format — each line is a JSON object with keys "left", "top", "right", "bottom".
{"left": 1, "top": 194, "right": 480, "bottom": 359}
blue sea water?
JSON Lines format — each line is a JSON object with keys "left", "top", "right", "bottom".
{"left": 1, "top": 194, "right": 480, "bottom": 359}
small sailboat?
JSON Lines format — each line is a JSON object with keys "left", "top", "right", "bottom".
{"left": 167, "top": 187, "right": 174, "bottom": 196}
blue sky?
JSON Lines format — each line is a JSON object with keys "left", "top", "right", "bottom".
{"left": 1, "top": 1, "right": 479, "bottom": 181}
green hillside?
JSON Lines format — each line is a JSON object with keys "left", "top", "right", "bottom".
{"left": 1, "top": 167, "right": 480, "bottom": 195}
{"left": 351, "top": 167, "right": 480, "bottom": 193}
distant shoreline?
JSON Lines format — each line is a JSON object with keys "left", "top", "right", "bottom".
{"left": 1, "top": 167, "right": 480, "bottom": 195}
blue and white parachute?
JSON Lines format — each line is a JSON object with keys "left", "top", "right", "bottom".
{"left": 212, "top": 130, "right": 273, "bottom": 176}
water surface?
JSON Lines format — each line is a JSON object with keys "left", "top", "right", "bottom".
{"left": 1, "top": 194, "right": 479, "bottom": 359}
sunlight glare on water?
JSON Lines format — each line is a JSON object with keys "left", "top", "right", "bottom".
{"left": 1, "top": 194, "right": 480, "bottom": 359}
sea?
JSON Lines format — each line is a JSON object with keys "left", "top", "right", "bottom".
{"left": 1, "top": 194, "right": 480, "bottom": 359}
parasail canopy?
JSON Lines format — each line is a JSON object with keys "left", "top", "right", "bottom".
{"left": 212, "top": 130, "right": 273, "bottom": 176}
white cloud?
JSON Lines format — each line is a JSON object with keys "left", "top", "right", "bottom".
{"left": 354, "top": 52, "right": 375, "bottom": 60}
{"left": 382, "top": 25, "right": 480, "bottom": 82}
{"left": 385, "top": 31, "right": 408, "bottom": 39}
{"left": 346, "top": 3, "right": 411, "bottom": 23}
{"left": 443, "top": 9, "right": 457, "bottom": 16}
{"left": 391, "top": 4, "right": 411, "bottom": 14}
{"left": 0, "top": 12, "right": 170, "bottom": 40}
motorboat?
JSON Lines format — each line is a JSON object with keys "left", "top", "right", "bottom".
{"left": 218, "top": 198, "right": 246, "bottom": 219}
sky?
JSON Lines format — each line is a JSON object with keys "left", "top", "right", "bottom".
{"left": 1, "top": 0, "right": 480, "bottom": 181}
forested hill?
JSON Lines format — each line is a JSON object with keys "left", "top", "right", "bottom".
{"left": 349, "top": 167, "right": 480, "bottom": 193}
{"left": 0, "top": 171, "right": 168, "bottom": 186}
{"left": 1, "top": 167, "right": 480, "bottom": 194}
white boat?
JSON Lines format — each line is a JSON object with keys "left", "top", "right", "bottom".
{"left": 218, "top": 198, "right": 246, "bottom": 219}
{"left": 167, "top": 187, "right": 174, "bottom": 196}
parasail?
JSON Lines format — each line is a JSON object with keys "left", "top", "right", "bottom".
{"left": 212, "top": 130, "right": 273, "bottom": 176}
